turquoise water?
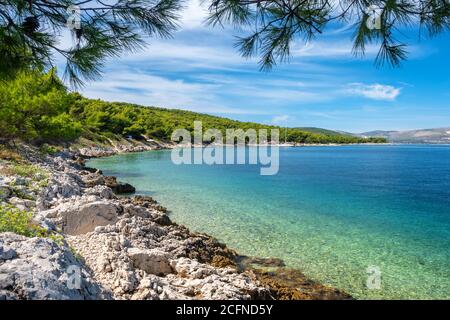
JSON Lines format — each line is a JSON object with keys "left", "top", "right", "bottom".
{"left": 87, "top": 145, "right": 450, "bottom": 299}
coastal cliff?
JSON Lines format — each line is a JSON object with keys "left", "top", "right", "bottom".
{"left": 0, "top": 144, "right": 351, "bottom": 300}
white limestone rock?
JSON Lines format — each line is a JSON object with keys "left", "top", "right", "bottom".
{"left": 0, "top": 233, "right": 111, "bottom": 300}
{"left": 39, "top": 199, "right": 120, "bottom": 235}
{"left": 127, "top": 247, "right": 173, "bottom": 276}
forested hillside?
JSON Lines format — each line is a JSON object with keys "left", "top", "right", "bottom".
{"left": 0, "top": 70, "right": 387, "bottom": 145}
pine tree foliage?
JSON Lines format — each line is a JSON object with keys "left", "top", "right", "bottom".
{"left": 205, "top": 0, "right": 449, "bottom": 69}
{"left": 0, "top": 0, "right": 183, "bottom": 86}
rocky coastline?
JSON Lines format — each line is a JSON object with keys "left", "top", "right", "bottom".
{"left": 0, "top": 142, "right": 351, "bottom": 300}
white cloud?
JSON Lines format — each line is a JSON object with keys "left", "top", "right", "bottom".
{"left": 346, "top": 83, "right": 401, "bottom": 101}
{"left": 292, "top": 40, "right": 378, "bottom": 59}
{"left": 79, "top": 66, "right": 336, "bottom": 117}
{"left": 121, "top": 41, "right": 246, "bottom": 69}
{"left": 272, "top": 115, "right": 291, "bottom": 124}
{"left": 80, "top": 70, "right": 271, "bottom": 115}
{"left": 228, "top": 86, "right": 331, "bottom": 103}
{"left": 180, "top": 0, "right": 209, "bottom": 29}
{"left": 191, "top": 75, "right": 337, "bottom": 103}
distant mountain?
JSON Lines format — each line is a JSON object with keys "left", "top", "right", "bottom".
{"left": 358, "top": 130, "right": 398, "bottom": 137}
{"left": 357, "top": 127, "right": 450, "bottom": 144}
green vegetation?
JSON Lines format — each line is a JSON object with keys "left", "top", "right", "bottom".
{"left": 0, "top": 0, "right": 182, "bottom": 86}
{"left": 0, "top": 69, "right": 82, "bottom": 143}
{"left": 0, "top": 204, "right": 47, "bottom": 237}
{"left": 0, "top": 205, "right": 65, "bottom": 245}
{"left": 0, "top": 162, "right": 49, "bottom": 193}
{"left": 207, "top": 1, "right": 449, "bottom": 70}
{"left": 0, "top": 163, "right": 48, "bottom": 181}
{"left": 39, "top": 144, "right": 60, "bottom": 156}
{"left": 0, "top": 70, "right": 387, "bottom": 145}
{"left": 296, "top": 127, "right": 349, "bottom": 136}
{"left": 69, "top": 96, "right": 386, "bottom": 144}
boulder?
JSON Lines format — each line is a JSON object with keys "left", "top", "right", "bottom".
{"left": 127, "top": 248, "right": 173, "bottom": 276}
{"left": 82, "top": 174, "right": 105, "bottom": 188}
{"left": 115, "top": 183, "right": 136, "bottom": 194}
{"left": 0, "top": 233, "right": 110, "bottom": 300}
{"left": 39, "top": 199, "right": 120, "bottom": 235}
{"left": 0, "top": 245, "right": 17, "bottom": 261}
{"left": 123, "top": 204, "right": 150, "bottom": 218}
{"left": 154, "top": 214, "right": 172, "bottom": 226}
{"left": 104, "top": 176, "right": 136, "bottom": 194}
{"left": 41, "top": 175, "right": 82, "bottom": 201}
{"left": 84, "top": 185, "right": 115, "bottom": 200}
{"left": 8, "top": 197, "right": 35, "bottom": 211}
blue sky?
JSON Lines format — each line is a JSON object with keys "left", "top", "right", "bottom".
{"left": 74, "top": 0, "right": 449, "bottom": 133}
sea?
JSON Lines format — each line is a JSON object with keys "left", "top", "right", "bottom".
{"left": 87, "top": 145, "right": 450, "bottom": 299}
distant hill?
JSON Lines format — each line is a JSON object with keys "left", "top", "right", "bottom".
{"left": 357, "top": 127, "right": 450, "bottom": 144}
{"left": 296, "top": 127, "right": 351, "bottom": 136}
{"left": 357, "top": 130, "right": 398, "bottom": 137}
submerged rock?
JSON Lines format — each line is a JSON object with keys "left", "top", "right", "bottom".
{"left": 253, "top": 268, "right": 353, "bottom": 300}
{"left": 104, "top": 176, "right": 136, "bottom": 194}
{"left": 237, "top": 256, "right": 286, "bottom": 269}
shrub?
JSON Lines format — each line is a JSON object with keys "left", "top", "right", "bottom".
{"left": 0, "top": 205, "right": 47, "bottom": 237}
{"left": 39, "top": 144, "right": 59, "bottom": 155}
{"left": 0, "top": 69, "right": 82, "bottom": 143}
{"left": 1, "top": 163, "right": 48, "bottom": 180}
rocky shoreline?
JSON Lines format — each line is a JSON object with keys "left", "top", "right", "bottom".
{"left": 72, "top": 137, "right": 175, "bottom": 158}
{"left": 0, "top": 143, "right": 351, "bottom": 300}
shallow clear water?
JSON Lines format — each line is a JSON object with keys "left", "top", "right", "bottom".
{"left": 88, "top": 145, "right": 450, "bottom": 299}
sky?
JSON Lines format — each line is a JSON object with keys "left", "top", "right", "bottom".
{"left": 68, "top": 0, "right": 449, "bottom": 133}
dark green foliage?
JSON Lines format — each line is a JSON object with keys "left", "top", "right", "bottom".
{"left": 0, "top": 69, "right": 82, "bottom": 143}
{"left": 296, "top": 127, "right": 348, "bottom": 136}
{"left": 0, "top": 0, "right": 183, "bottom": 86}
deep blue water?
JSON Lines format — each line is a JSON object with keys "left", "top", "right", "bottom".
{"left": 88, "top": 145, "right": 450, "bottom": 299}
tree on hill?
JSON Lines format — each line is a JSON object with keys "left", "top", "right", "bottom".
{"left": 0, "top": 69, "right": 82, "bottom": 143}
{"left": 0, "top": 1, "right": 448, "bottom": 85}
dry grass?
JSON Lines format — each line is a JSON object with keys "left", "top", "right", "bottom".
{"left": 0, "top": 146, "right": 23, "bottom": 162}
